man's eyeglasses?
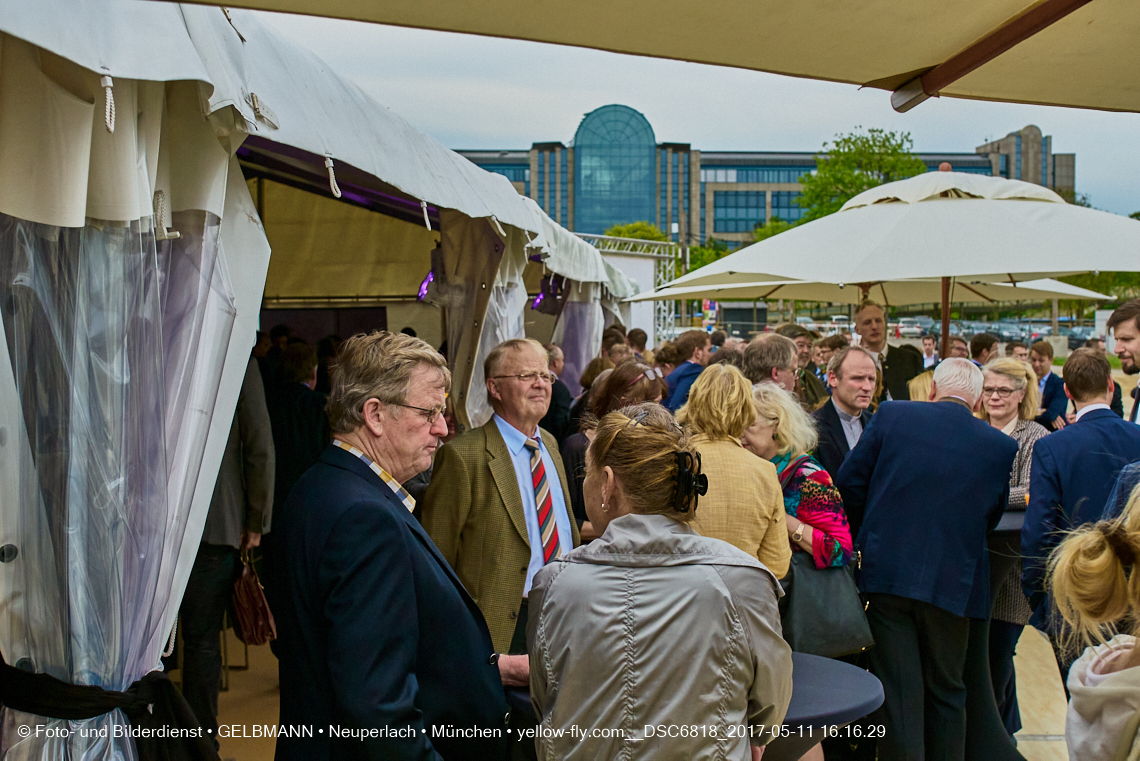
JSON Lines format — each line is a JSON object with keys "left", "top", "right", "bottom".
{"left": 982, "top": 386, "right": 1018, "bottom": 399}
{"left": 388, "top": 401, "right": 446, "bottom": 424}
{"left": 490, "top": 372, "right": 557, "bottom": 385}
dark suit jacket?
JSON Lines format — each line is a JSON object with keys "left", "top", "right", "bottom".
{"left": 836, "top": 400, "right": 1017, "bottom": 619}
{"left": 876, "top": 345, "right": 924, "bottom": 403}
{"left": 1022, "top": 408, "right": 1140, "bottom": 625}
{"left": 267, "top": 446, "right": 509, "bottom": 761}
{"left": 267, "top": 381, "right": 330, "bottom": 511}
{"left": 1035, "top": 372, "right": 1068, "bottom": 430}
{"left": 664, "top": 361, "right": 703, "bottom": 412}
{"left": 539, "top": 378, "right": 572, "bottom": 447}
{"left": 811, "top": 397, "right": 872, "bottom": 480}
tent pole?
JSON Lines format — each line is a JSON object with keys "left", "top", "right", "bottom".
{"left": 941, "top": 277, "right": 951, "bottom": 358}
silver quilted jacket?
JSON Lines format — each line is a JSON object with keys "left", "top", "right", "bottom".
{"left": 526, "top": 513, "right": 792, "bottom": 760}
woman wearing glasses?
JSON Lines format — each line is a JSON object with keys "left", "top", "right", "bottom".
{"left": 979, "top": 356, "right": 1049, "bottom": 738}
{"left": 560, "top": 361, "right": 666, "bottom": 541}
{"left": 528, "top": 403, "right": 792, "bottom": 760}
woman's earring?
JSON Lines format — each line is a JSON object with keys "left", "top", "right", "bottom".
{"left": 600, "top": 501, "right": 607, "bottom": 512}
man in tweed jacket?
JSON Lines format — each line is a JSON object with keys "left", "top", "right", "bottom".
{"left": 423, "top": 339, "right": 579, "bottom": 677}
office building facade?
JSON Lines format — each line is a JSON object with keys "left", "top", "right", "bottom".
{"left": 458, "top": 105, "right": 1076, "bottom": 248}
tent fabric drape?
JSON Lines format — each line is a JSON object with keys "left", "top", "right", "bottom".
{"left": 0, "top": 37, "right": 266, "bottom": 759}
{"left": 552, "top": 282, "right": 604, "bottom": 399}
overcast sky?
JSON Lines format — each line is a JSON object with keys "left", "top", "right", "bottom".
{"left": 261, "top": 12, "right": 1140, "bottom": 217}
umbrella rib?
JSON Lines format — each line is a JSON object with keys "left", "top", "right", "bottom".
{"left": 958, "top": 282, "right": 996, "bottom": 303}
{"left": 760, "top": 284, "right": 785, "bottom": 299}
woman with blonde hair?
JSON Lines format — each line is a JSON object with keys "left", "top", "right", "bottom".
{"left": 980, "top": 356, "right": 1050, "bottom": 737}
{"left": 528, "top": 403, "right": 793, "bottom": 760}
{"left": 677, "top": 365, "right": 791, "bottom": 578}
{"left": 744, "top": 382, "right": 853, "bottom": 569}
{"left": 1048, "top": 483, "right": 1140, "bottom": 760}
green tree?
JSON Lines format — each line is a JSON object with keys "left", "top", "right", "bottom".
{"left": 1055, "top": 187, "right": 1092, "bottom": 207}
{"left": 752, "top": 216, "right": 796, "bottom": 243}
{"left": 688, "top": 237, "right": 731, "bottom": 271}
{"left": 797, "top": 128, "right": 928, "bottom": 222}
{"left": 602, "top": 221, "right": 668, "bottom": 241}
{"left": 1130, "top": 211, "right": 1140, "bottom": 221}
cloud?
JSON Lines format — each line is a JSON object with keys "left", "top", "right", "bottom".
{"left": 258, "top": 11, "right": 1140, "bottom": 216}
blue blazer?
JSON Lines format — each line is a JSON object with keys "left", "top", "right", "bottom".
{"left": 1035, "top": 372, "right": 1068, "bottom": 430}
{"left": 836, "top": 400, "right": 1017, "bottom": 619}
{"left": 1022, "top": 408, "right": 1140, "bottom": 625}
{"left": 265, "top": 446, "right": 509, "bottom": 761}
{"left": 664, "top": 361, "right": 703, "bottom": 412}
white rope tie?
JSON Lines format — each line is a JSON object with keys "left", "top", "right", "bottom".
{"left": 489, "top": 215, "right": 506, "bottom": 237}
{"left": 100, "top": 76, "right": 115, "bottom": 134}
{"left": 162, "top": 617, "right": 178, "bottom": 658}
{"left": 325, "top": 157, "right": 342, "bottom": 199}
{"left": 153, "top": 190, "right": 180, "bottom": 241}
{"left": 420, "top": 200, "right": 431, "bottom": 231}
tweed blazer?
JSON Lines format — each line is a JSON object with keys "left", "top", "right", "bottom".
{"left": 422, "top": 418, "right": 579, "bottom": 652}
{"left": 688, "top": 435, "right": 791, "bottom": 579}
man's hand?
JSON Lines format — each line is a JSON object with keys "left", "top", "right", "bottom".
{"left": 241, "top": 530, "right": 262, "bottom": 550}
{"left": 497, "top": 654, "right": 529, "bottom": 687}
{"left": 1052, "top": 415, "right": 1067, "bottom": 430}
{"left": 751, "top": 744, "right": 765, "bottom": 760}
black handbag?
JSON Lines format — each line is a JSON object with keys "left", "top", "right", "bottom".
{"left": 776, "top": 456, "right": 874, "bottom": 658}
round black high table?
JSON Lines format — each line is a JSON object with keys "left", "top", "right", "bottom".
{"left": 505, "top": 652, "right": 883, "bottom": 761}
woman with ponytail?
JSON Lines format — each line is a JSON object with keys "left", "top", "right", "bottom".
{"left": 526, "top": 403, "right": 793, "bottom": 760}
{"left": 1049, "top": 483, "right": 1140, "bottom": 760}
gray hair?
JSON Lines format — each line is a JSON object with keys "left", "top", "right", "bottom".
{"left": 326, "top": 331, "right": 450, "bottom": 433}
{"left": 932, "top": 358, "right": 984, "bottom": 406}
{"left": 741, "top": 334, "right": 797, "bottom": 385}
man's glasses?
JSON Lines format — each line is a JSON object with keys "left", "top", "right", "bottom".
{"left": 388, "top": 401, "right": 446, "bottom": 424}
{"left": 490, "top": 372, "right": 557, "bottom": 385}
{"left": 982, "top": 386, "right": 1018, "bottom": 399}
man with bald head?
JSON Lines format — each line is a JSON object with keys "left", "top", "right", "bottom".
{"left": 423, "top": 338, "right": 579, "bottom": 671}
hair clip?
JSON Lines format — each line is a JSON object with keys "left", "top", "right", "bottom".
{"left": 623, "top": 407, "right": 652, "bottom": 429}
{"left": 674, "top": 451, "right": 709, "bottom": 512}
{"left": 628, "top": 366, "right": 664, "bottom": 387}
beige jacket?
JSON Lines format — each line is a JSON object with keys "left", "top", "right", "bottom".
{"left": 527, "top": 514, "right": 792, "bottom": 760}
{"left": 690, "top": 435, "right": 791, "bottom": 578}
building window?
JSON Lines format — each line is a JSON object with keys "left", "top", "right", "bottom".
{"left": 700, "top": 166, "right": 813, "bottom": 184}
{"left": 771, "top": 191, "right": 805, "bottom": 223}
{"left": 477, "top": 164, "right": 531, "bottom": 195}
{"left": 1015, "top": 135, "right": 1022, "bottom": 180}
{"left": 713, "top": 190, "right": 765, "bottom": 233}
{"left": 572, "top": 105, "right": 657, "bottom": 234}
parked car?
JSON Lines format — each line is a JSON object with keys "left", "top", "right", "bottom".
{"left": 913, "top": 316, "right": 935, "bottom": 334}
{"left": 1028, "top": 325, "right": 1053, "bottom": 342}
{"left": 897, "top": 318, "right": 924, "bottom": 338}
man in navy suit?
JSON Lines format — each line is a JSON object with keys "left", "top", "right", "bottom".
{"left": 812, "top": 345, "right": 876, "bottom": 479}
{"left": 837, "top": 359, "right": 1017, "bottom": 761}
{"left": 1030, "top": 340, "right": 1068, "bottom": 430}
{"left": 663, "top": 329, "right": 711, "bottom": 411}
{"left": 265, "top": 331, "right": 509, "bottom": 761}
{"left": 1022, "top": 349, "right": 1140, "bottom": 679}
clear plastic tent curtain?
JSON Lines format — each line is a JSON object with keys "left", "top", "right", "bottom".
{"left": 0, "top": 210, "right": 235, "bottom": 758}
{"left": 552, "top": 281, "right": 604, "bottom": 399}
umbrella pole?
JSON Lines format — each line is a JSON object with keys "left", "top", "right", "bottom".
{"left": 941, "top": 277, "right": 951, "bottom": 359}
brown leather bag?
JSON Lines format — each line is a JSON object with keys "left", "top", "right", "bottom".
{"left": 232, "top": 550, "right": 276, "bottom": 646}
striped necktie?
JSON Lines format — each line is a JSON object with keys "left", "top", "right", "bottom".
{"left": 523, "top": 437, "right": 561, "bottom": 563}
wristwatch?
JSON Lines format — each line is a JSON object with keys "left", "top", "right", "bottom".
{"left": 792, "top": 523, "right": 806, "bottom": 543}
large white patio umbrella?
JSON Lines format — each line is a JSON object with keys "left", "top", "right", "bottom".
{"left": 656, "top": 171, "right": 1140, "bottom": 352}
{"left": 628, "top": 277, "right": 1109, "bottom": 307}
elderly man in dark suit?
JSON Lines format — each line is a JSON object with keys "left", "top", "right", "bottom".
{"left": 180, "top": 356, "right": 274, "bottom": 743}
{"left": 266, "top": 331, "right": 509, "bottom": 761}
{"left": 1022, "top": 348, "right": 1140, "bottom": 684}
{"left": 812, "top": 345, "right": 877, "bottom": 479}
{"left": 853, "top": 301, "right": 923, "bottom": 404}
{"left": 538, "top": 343, "right": 572, "bottom": 446}
{"left": 837, "top": 358, "right": 1018, "bottom": 761}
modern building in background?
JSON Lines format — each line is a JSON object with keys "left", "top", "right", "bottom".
{"left": 458, "top": 104, "right": 1077, "bottom": 249}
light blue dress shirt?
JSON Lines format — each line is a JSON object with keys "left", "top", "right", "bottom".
{"left": 493, "top": 414, "right": 573, "bottom": 595}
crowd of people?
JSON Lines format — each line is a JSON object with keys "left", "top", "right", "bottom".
{"left": 183, "top": 298, "right": 1140, "bottom": 761}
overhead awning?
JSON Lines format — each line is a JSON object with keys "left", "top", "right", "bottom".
{"left": 172, "top": 0, "right": 1140, "bottom": 113}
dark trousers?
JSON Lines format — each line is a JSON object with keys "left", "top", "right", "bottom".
{"left": 866, "top": 594, "right": 970, "bottom": 761}
{"left": 989, "top": 620, "right": 1024, "bottom": 736}
{"left": 509, "top": 599, "right": 537, "bottom": 761}
{"left": 180, "top": 543, "right": 239, "bottom": 745}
